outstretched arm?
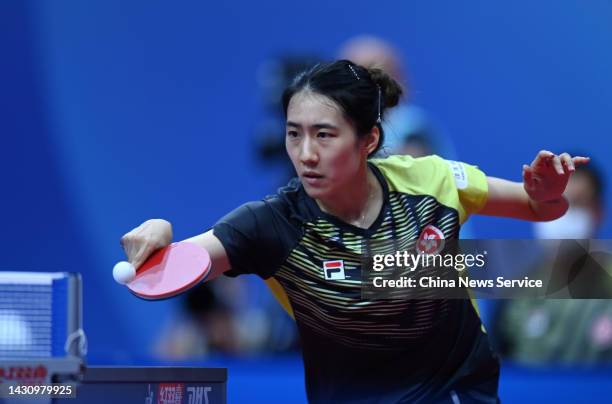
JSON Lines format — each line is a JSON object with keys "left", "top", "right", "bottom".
{"left": 478, "top": 151, "right": 590, "bottom": 221}
{"left": 120, "top": 220, "right": 230, "bottom": 280}
{"left": 183, "top": 230, "right": 230, "bottom": 280}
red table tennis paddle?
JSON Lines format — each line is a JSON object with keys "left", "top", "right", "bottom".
{"left": 125, "top": 242, "right": 211, "bottom": 300}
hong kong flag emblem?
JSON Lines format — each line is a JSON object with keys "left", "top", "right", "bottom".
{"left": 416, "top": 225, "right": 445, "bottom": 254}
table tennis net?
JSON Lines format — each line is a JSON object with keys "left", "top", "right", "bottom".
{"left": 0, "top": 272, "right": 84, "bottom": 359}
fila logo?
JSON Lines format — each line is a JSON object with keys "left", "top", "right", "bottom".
{"left": 416, "top": 225, "right": 445, "bottom": 255}
{"left": 323, "top": 260, "right": 346, "bottom": 280}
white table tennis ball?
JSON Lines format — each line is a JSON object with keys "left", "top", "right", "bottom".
{"left": 113, "top": 261, "right": 136, "bottom": 284}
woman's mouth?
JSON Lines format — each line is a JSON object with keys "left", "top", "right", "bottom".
{"left": 302, "top": 171, "right": 324, "bottom": 186}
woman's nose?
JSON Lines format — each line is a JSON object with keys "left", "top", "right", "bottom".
{"left": 300, "top": 138, "right": 319, "bottom": 165}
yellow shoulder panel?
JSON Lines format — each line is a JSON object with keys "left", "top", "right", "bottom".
{"left": 265, "top": 277, "right": 295, "bottom": 319}
{"left": 371, "top": 155, "right": 488, "bottom": 224}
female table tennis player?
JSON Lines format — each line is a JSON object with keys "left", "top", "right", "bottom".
{"left": 120, "top": 60, "right": 588, "bottom": 403}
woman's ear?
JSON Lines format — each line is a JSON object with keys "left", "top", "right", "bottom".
{"left": 362, "top": 126, "right": 381, "bottom": 156}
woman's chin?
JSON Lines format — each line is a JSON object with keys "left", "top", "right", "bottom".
{"left": 302, "top": 183, "right": 329, "bottom": 200}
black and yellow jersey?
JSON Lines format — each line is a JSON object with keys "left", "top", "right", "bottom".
{"left": 213, "top": 155, "right": 500, "bottom": 403}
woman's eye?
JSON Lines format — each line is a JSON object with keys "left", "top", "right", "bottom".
{"left": 287, "top": 131, "right": 299, "bottom": 138}
{"left": 317, "top": 132, "right": 331, "bottom": 138}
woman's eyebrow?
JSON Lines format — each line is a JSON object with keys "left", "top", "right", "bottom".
{"left": 312, "top": 123, "right": 339, "bottom": 130}
{"left": 286, "top": 120, "right": 301, "bottom": 128}
{"left": 286, "top": 121, "right": 338, "bottom": 130}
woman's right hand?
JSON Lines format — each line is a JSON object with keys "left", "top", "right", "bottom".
{"left": 120, "top": 219, "right": 173, "bottom": 269}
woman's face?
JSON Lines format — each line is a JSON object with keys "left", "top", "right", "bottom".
{"left": 285, "top": 91, "right": 372, "bottom": 200}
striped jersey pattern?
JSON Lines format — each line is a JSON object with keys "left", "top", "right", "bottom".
{"left": 275, "top": 193, "right": 459, "bottom": 350}
{"left": 213, "top": 154, "right": 497, "bottom": 402}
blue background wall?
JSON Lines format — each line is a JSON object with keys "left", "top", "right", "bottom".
{"left": 2, "top": 1, "right": 611, "bottom": 402}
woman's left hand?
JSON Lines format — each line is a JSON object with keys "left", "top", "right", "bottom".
{"left": 523, "top": 150, "right": 590, "bottom": 202}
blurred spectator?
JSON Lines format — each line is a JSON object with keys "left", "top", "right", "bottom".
{"left": 493, "top": 162, "right": 612, "bottom": 364}
{"left": 254, "top": 55, "right": 322, "bottom": 183}
{"left": 339, "top": 35, "right": 457, "bottom": 158}
{"left": 155, "top": 276, "right": 299, "bottom": 359}
{"left": 155, "top": 283, "right": 237, "bottom": 358}
{"left": 533, "top": 161, "right": 604, "bottom": 240}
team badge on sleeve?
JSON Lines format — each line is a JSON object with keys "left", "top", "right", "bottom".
{"left": 323, "top": 260, "right": 346, "bottom": 280}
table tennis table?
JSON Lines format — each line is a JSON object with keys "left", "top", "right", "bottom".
{"left": 0, "top": 272, "right": 227, "bottom": 404}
